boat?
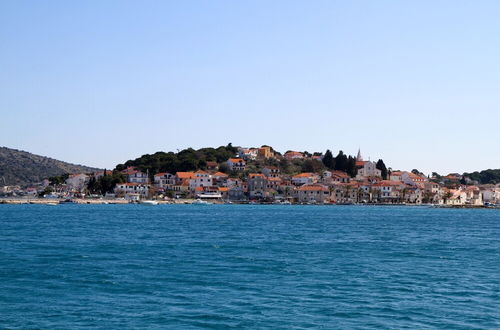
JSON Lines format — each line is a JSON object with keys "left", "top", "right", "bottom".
{"left": 192, "top": 199, "right": 212, "bottom": 205}
{"left": 140, "top": 200, "right": 159, "bottom": 206}
{"left": 59, "top": 199, "right": 76, "bottom": 204}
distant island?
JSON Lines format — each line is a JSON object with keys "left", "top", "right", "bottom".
{"left": 0, "top": 144, "right": 499, "bottom": 206}
{"left": 0, "top": 147, "right": 100, "bottom": 186}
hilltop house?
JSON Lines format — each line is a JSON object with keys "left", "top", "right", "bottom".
{"left": 227, "top": 158, "right": 246, "bottom": 171}
{"left": 127, "top": 170, "right": 149, "bottom": 184}
{"left": 284, "top": 151, "right": 304, "bottom": 160}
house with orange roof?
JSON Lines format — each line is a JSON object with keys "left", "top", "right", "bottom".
{"left": 227, "top": 158, "right": 246, "bottom": 171}
{"left": 248, "top": 173, "right": 267, "bottom": 199}
{"left": 389, "top": 171, "right": 404, "bottom": 181}
{"left": 206, "top": 161, "right": 219, "bottom": 171}
{"left": 189, "top": 170, "right": 213, "bottom": 190}
{"left": 464, "top": 186, "right": 483, "bottom": 205}
{"left": 175, "top": 172, "right": 195, "bottom": 181}
{"left": 262, "top": 166, "right": 280, "bottom": 178}
{"left": 372, "top": 180, "right": 405, "bottom": 202}
{"left": 331, "top": 171, "right": 350, "bottom": 183}
{"left": 127, "top": 170, "right": 149, "bottom": 184}
{"left": 284, "top": 151, "right": 304, "bottom": 160}
{"left": 296, "top": 184, "right": 330, "bottom": 203}
{"left": 291, "top": 172, "right": 319, "bottom": 186}
{"left": 444, "top": 189, "right": 467, "bottom": 205}
{"left": 402, "top": 172, "right": 427, "bottom": 186}
{"left": 330, "top": 182, "right": 361, "bottom": 203}
{"left": 154, "top": 172, "right": 175, "bottom": 190}
{"left": 212, "top": 172, "right": 229, "bottom": 187}
{"left": 114, "top": 182, "right": 149, "bottom": 199}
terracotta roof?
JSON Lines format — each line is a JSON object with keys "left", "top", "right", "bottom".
{"left": 228, "top": 158, "right": 245, "bottom": 163}
{"left": 298, "top": 184, "right": 328, "bottom": 192}
{"left": 212, "top": 172, "right": 228, "bottom": 177}
{"left": 292, "top": 172, "right": 315, "bottom": 178}
{"left": 249, "top": 173, "right": 265, "bottom": 178}
{"left": 355, "top": 161, "right": 367, "bottom": 167}
{"left": 176, "top": 172, "right": 195, "bottom": 179}
{"left": 374, "top": 180, "right": 404, "bottom": 187}
{"left": 218, "top": 187, "right": 229, "bottom": 192}
{"left": 331, "top": 171, "right": 349, "bottom": 178}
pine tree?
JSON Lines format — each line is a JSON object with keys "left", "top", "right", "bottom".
{"left": 346, "top": 156, "right": 358, "bottom": 177}
{"left": 334, "top": 151, "right": 348, "bottom": 171}
{"left": 322, "top": 149, "right": 335, "bottom": 169}
{"left": 376, "top": 159, "right": 388, "bottom": 180}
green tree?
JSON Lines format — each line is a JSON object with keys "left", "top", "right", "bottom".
{"left": 376, "top": 159, "right": 388, "bottom": 180}
{"left": 322, "top": 149, "right": 335, "bottom": 169}
{"left": 334, "top": 151, "right": 348, "bottom": 171}
{"left": 346, "top": 156, "right": 358, "bottom": 178}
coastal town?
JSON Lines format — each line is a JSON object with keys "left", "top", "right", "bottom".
{"left": 1, "top": 145, "right": 499, "bottom": 207}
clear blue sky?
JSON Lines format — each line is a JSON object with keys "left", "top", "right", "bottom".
{"left": 1, "top": 1, "right": 499, "bottom": 175}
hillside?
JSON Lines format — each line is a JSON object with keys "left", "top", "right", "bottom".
{"left": 0, "top": 147, "right": 100, "bottom": 186}
{"left": 463, "top": 169, "right": 500, "bottom": 184}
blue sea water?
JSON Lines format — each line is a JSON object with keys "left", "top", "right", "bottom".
{"left": 0, "top": 204, "right": 499, "bottom": 329}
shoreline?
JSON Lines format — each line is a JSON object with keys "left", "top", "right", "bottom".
{"left": 0, "top": 198, "right": 498, "bottom": 209}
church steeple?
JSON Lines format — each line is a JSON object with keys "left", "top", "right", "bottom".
{"left": 356, "top": 148, "right": 363, "bottom": 161}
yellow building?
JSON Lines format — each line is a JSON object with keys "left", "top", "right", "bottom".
{"left": 258, "top": 146, "right": 273, "bottom": 159}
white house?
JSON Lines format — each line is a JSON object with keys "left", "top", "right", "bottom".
{"left": 356, "top": 161, "right": 381, "bottom": 179}
{"left": 189, "top": 171, "right": 213, "bottom": 190}
{"left": 401, "top": 172, "right": 427, "bottom": 186}
{"left": 262, "top": 166, "right": 280, "bottom": 178}
{"left": 291, "top": 173, "right": 318, "bottom": 186}
{"left": 65, "top": 174, "right": 89, "bottom": 192}
{"left": 227, "top": 158, "right": 246, "bottom": 171}
{"left": 114, "top": 183, "right": 149, "bottom": 198}
{"left": 154, "top": 172, "right": 176, "bottom": 190}
{"left": 128, "top": 170, "right": 149, "bottom": 184}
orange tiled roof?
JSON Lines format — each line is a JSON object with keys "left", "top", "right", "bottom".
{"left": 292, "top": 172, "right": 315, "bottom": 178}
{"left": 355, "top": 161, "right": 367, "bottom": 167}
{"left": 212, "top": 172, "right": 228, "bottom": 177}
{"left": 228, "top": 158, "right": 245, "bottom": 163}
{"left": 331, "top": 170, "right": 349, "bottom": 178}
{"left": 176, "top": 172, "right": 195, "bottom": 179}
{"left": 298, "top": 184, "right": 328, "bottom": 191}
{"left": 249, "top": 173, "right": 265, "bottom": 178}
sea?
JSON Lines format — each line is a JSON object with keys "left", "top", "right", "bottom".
{"left": 0, "top": 204, "right": 499, "bottom": 329}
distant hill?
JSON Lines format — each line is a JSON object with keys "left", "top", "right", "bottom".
{"left": 0, "top": 147, "right": 100, "bottom": 186}
{"left": 463, "top": 169, "right": 500, "bottom": 184}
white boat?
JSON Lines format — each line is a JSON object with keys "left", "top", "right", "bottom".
{"left": 140, "top": 200, "right": 159, "bottom": 206}
{"left": 192, "top": 199, "right": 212, "bottom": 205}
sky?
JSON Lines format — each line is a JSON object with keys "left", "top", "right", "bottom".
{"left": 1, "top": 1, "right": 499, "bottom": 175}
